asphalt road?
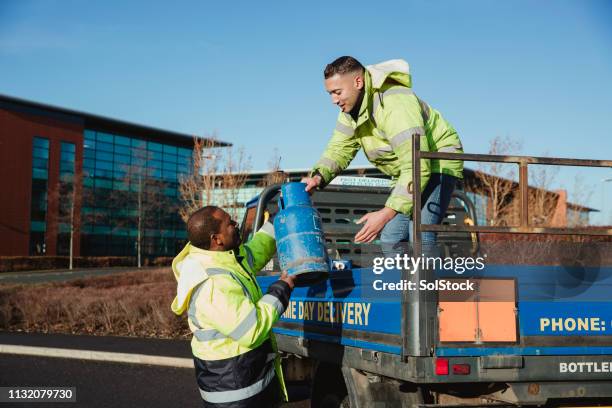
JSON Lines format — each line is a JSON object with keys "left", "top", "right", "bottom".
{"left": 0, "top": 332, "right": 309, "bottom": 408}
{"left": 0, "top": 353, "right": 200, "bottom": 407}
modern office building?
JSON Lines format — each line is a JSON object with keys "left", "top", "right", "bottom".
{"left": 0, "top": 94, "right": 227, "bottom": 257}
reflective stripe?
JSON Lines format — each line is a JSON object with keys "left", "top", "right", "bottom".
{"left": 258, "top": 222, "right": 275, "bottom": 238}
{"left": 194, "top": 328, "right": 226, "bottom": 341}
{"left": 188, "top": 284, "right": 207, "bottom": 329}
{"left": 207, "top": 267, "right": 252, "bottom": 301}
{"left": 228, "top": 308, "right": 257, "bottom": 341}
{"left": 317, "top": 157, "right": 341, "bottom": 173}
{"left": 233, "top": 276, "right": 252, "bottom": 302}
{"left": 265, "top": 352, "right": 277, "bottom": 364}
{"left": 335, "top": 121, "right": 354, "bottom": 136}
{"left": 372, "top": 93, "right": 383, "bottom": 115}
{"left": 372, "top": 87, "right": 415, "bottom": 114}
{"left": 243, "top": 246, "right": 255, "bottom": 269}
{"left": 199, "top": 363, "right": 276, "bottom": 403}
{"left": 206, "top": 268, "right": 232, "bottom": 277}
{"left": 366, "top": 145, "right": 392, "bottom": 160}
{"left": 188, "top": 267, "right": 258, "bottom": 344}
{"left": 189, "top": 284, "right": 228, "bottom": 342}
{"left": 371, "top": 88, "right": 431, "bottom": 126}
{"left": 389, "top": 127, "right": 424, "bottom": 149}
{"left": 438, "top": 145, "right": 462, "bottom": 153}
{"left": 260, "top": 294, "right": 284, "bottom": 316}
{"left": 392, "top": 183, "right": 413, "bottom": 200}
{"left": 416, "top": 96, "right": 430, "bottom": 123}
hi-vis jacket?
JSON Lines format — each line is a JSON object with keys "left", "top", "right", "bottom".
{"left": 171, "top": 222, "right": 291, "bottom": 407}
{"left": 312, "top": 59, "right": 464, "bottom": 215}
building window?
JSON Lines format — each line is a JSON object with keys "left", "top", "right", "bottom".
{"left": 80, "top": 130, "right": 190, "bottom": 257}
{"left": 29, "top": 137, "right": 50, "bottom": 255}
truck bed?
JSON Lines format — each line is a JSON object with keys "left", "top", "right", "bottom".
{"left": 257, "top": 262, "right": 612, "bottom": 384}
{"left": 260, "top": 264, "right": 612, "bottom": 356}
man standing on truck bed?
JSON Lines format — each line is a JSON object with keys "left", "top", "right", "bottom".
{"left": 303, "top": 56, "right": 464, "bottom": 251}
{"left": 171, "top": 206, "right": 296, "bottom": 407}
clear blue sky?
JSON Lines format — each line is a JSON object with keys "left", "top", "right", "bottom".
{"left": 2, "top": 0, "right": 612, "bottom": 222}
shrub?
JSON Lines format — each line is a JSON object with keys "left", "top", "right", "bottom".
{"left": 0, "top": 268, "right": 190, "bottom": 339}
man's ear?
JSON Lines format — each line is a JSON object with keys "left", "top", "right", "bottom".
{"left": 354, "top": 73, "right": 364, "bottom": 90}
{"left": 210, "top": 233, "right": 223, "bottom": 249}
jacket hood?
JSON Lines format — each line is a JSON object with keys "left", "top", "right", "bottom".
{"left": 171, "top": 243, "right": 216, "bottom": 315}
{"left": 366, "top": 59, "right": 412, "bottom": 91}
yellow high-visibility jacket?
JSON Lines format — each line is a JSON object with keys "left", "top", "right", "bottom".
{"left": 312, "top": 59, "right": 464, "bottom": 215}
{"left": 171, "top": 222, "right": 290, "bottom": 406}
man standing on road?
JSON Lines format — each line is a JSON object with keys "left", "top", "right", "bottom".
{"left": 171, "top": 206, "right": 295, "bottom": 407}
{"left": 302, "top": 56, "right": 464, "bottom": 252}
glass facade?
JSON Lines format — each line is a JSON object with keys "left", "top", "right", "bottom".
{"left": 57, "top": 141, "right": 76, "bottom": 255}
{"left": 81, "top": 130, "right": 191, "bottom": 257}
{"left": 29, "top": 137, "right": 50, "bottom": 255}
{"left": 206, "top": 185, "right": 264, "bottom": 222}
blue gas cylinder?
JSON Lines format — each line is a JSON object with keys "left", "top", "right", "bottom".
{"left": 274, "top": 182, "right": 330, "bottom": 286}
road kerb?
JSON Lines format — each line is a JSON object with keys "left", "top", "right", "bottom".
{"left": 0, "top": 344, "right": 193, "bottom": 368}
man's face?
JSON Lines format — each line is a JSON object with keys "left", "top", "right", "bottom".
{"left": 213, "top": 209, "right": 241, "bottom": 251}
{"left": 324, "top": 71, "right": 364, "bottom": 113}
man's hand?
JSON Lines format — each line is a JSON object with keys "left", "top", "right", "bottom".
{"left": 354, "top": 207, "right": 397, "bottom": 243}
{"left": 279, "top": 271, "right": 297, "bottom": 290}
{"left": 301, "top": 175, "right": 322, "bottom": 193}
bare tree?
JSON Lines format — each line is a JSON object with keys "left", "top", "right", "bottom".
{"left": 217, "top": 146, "right": 251, "bottom": 220}
{"left": 260, "top": 148, "right": 288, "bottom": 187}
{"left": 178, "top": 135, "right": 251, "bottom": 222}
{"left": 470, "top": 136, "right": 522, "bottom": 226}
{"left": 178, "top": 136, "right": 220, "bottom": 222}
{"left": 568, "top": 174, "right": 595, "bottom": 227}
{"left": 527, "top": 164, "right": 560, "bottom": 226}
{"left": 470, "top": 137, "right": 597, "bottom": 231}
{"left": 49, "top": 172, "right": 79, "bottom": 269}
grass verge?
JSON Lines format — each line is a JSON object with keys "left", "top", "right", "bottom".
{"left": 0, "top": 268, "right": 189, "bottom": 339}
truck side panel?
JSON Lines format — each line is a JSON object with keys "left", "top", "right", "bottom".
{"left": 259, "top": 264, "right": 612, "bottom": 358}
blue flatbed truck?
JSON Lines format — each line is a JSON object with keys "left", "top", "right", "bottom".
{"left": 243, "top": 143, "right": 612, "bottom": 407}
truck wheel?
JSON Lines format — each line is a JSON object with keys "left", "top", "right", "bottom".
{"left": 317, "top": 394, "right": 350, "bottom": 408}
{"left": 342, "top": 367, "right": 424, "bottom": 407}
{"left": 311, "top": 362, "right": 350, "bottom": 408}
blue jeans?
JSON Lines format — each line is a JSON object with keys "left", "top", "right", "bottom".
{"left": 380, "top": 174, "right": 458, "bottom": 255}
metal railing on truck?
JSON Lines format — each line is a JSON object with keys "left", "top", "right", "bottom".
{"left": 406, "top": 136, "right": 612, "bottom": 360}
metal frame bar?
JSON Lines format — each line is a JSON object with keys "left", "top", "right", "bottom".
{"left": 401, "top": 136, "right": 612, "bottom": 360}
{"left": 403, "top": 137, "right": 437, "bottom": 358}
{"left": 420, "top": 151, "right": 612, "bottom": 168}
{"left": 415, "top": 144, "right": 612, "bottom": 237}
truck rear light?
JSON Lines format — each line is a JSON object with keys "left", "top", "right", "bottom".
{"left": 435, "top": 358, "right": 449, "bottom": 375}
{"left": 452, "top": 363, "right": 471, "bottom": 375}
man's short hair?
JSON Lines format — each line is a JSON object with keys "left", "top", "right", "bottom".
{"left": 187, "top": 206, "right": 222, "bottom": 249}
{"left": 324, "top": 56, "right": 365, "bottom": 79}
